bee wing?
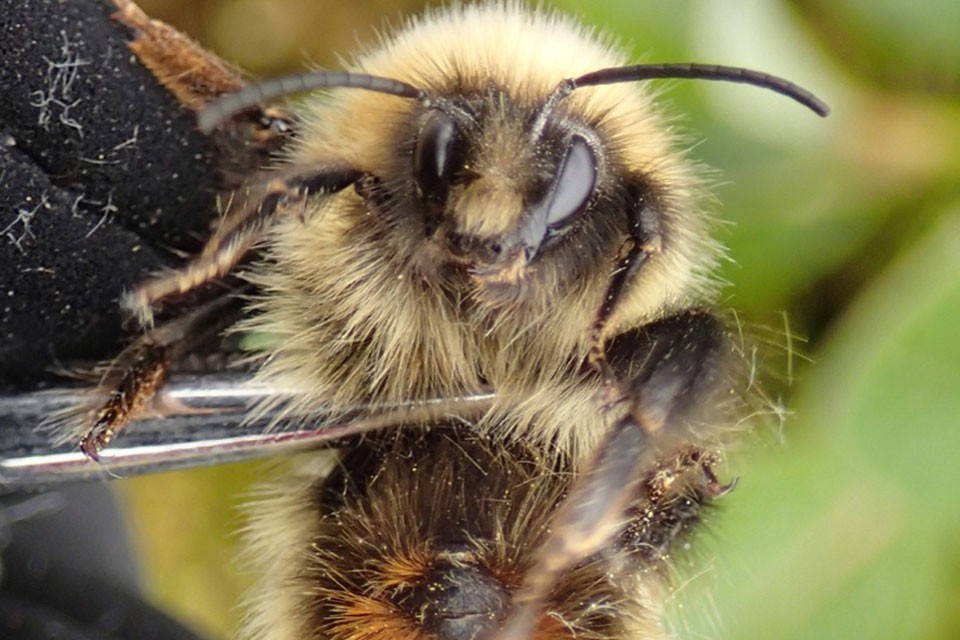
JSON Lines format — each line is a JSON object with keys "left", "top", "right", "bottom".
{"left": 0, "top": 373, "right": 494, "bottom": 490}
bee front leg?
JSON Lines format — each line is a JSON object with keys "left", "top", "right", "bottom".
{"left": 122, "top": 168, "right": 361, "bottom": 326}
{"left": 493, "top": 311, "right": 734, "bottom": 640}
{"left": 78, "top": 293, "right": 244, "bottom": 459}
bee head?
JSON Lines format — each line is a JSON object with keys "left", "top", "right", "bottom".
{"left": 408, "top": 91, "right": 604, "bottom": 303}
{"left": 198, "top": 52, "right": 826, "bottom": 315}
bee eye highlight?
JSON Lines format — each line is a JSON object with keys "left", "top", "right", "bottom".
{"left": 518, "top": 135, "right": 598, "bottom": 259}
{"left": 545, "top": 135, "right": 596, "bottom": 229}
{"left": 414, "top": 110, "right": 462, "bottom": 211}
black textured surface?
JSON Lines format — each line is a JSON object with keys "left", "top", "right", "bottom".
{"left": 0, "top": 0, "right": 221, "bottom": 382}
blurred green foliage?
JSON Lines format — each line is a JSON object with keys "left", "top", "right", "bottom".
{"left": 122, "top": 1, "right": 960, "bottom": 638}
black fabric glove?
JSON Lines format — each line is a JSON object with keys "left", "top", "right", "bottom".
{"left": 0, "top": 0, "right": 222, "bottom": 384}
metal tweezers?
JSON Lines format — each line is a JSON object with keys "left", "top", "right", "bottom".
{"left": 0, "top": 373, "right": 494, "bottom": 491}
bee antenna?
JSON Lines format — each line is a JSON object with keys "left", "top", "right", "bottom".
{"left": 198, "top": 71, "right": 428, "bottom": 133}
{"left": 570, "top": 63, "right": 830, "bottom": 116}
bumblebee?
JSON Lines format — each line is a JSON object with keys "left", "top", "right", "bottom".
{"left": 59, "top": 2, "right": 828, "bottom": 639}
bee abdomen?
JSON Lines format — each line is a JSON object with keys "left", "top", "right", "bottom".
{"left": 394, "top": 553, "right": 511, "bottom": 640}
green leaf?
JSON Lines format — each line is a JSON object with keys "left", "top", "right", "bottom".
{"left": 690, "top": 208, "right": 960, "bottom": 640}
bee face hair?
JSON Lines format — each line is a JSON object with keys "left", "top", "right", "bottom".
{"left": 244, "top": 5, "right": 718, "bottom": 453}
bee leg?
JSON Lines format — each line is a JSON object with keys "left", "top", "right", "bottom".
{"left": 113, "top": 0, "right": 295, "bottom": 185}
{"left": 493, "top": 311, "right": 730, "bottom": 640}
{"left": 587, "top": 190, "right": 663, "bottom": 403}
{"left": 80, "top": 293, "right": 244, "bottom": 459}
{"left": 122, "top": 168, "right": 361, "bottom": 326}
{"left": 79, "top": 339, "right": 168, "bottom": 460}
{"left": 112, "top": 0, "right": 246, "bottom": 110}
{"left": 622, "top": 446, "right": 737, "bottom": 566}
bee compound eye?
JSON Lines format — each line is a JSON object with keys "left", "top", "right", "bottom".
{"left": 544, "top": 135, "right": 596, "bottom": 229}
{"left": 414, "top": 110, "right": 464, "bottom": 210}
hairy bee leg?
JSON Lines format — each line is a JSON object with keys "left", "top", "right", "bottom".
{"left": 80, "top": 294, "right": 245, "bottom": 459}
{"left": 493, "top": 311, "right": 729, "bottom": 640}
{"left": 621, "top": 447, "right": 737, "bottom": 563}
{"left": 123, "top": 169, "right": 361, "bottom": 325}
{"left": 80, "top": 340, "right": 168, "bottom": 460}
{"left": 113, "top": 0, "right": 295, "bottom": 183}
{"left": 587, "top": 244, "right": 649, "bottom": 383}
{"left": 587, "top": 194, "right": 663, "bottom": 400}
{"left": 492, "top": 416, "right": 653, "bottom": 640}
{"left": 112, "top": 0, "right": 246, "bottom": 109}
